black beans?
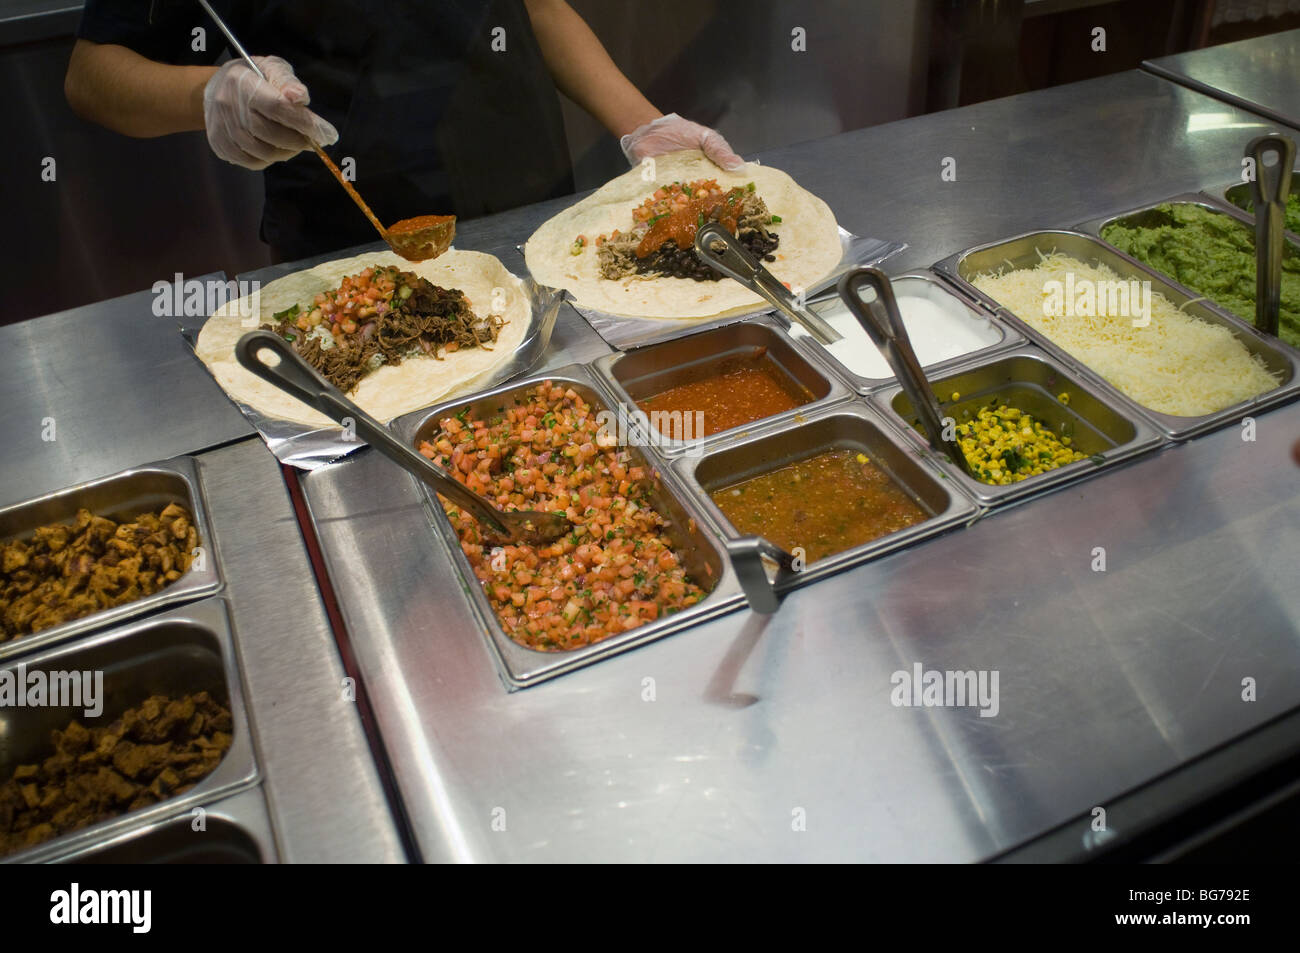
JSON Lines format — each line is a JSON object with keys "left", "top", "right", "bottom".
{"left": 633, "top": 229, "right": 781, "bottom": 282}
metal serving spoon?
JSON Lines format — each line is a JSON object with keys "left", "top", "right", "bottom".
{"left": 234, "top": 330, "right": 572, "bottom": 545}
{"left": 198, "top": 0, "right": 456, "bottom": 263}
{"left": 1246, "top": 134, "right": 1295, "bottom": 338}
{"left": 837, "top": 267, "right": 974, "bottom": 477}
{"left": 693, "top": 223, "right": 842, "bottom": 344}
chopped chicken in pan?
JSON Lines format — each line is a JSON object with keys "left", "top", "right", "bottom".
{"left": 0, "top": 692, "right": 233, "bottom": 855}
{"left": 0, "top": 503, "right": 197, "bottom": 641}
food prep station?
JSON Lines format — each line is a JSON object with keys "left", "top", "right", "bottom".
{"left": 5, "top": 61, "right": 1300, "bottom": 863}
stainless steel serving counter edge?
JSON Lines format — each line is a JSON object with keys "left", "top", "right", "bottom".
{"left": 0, "top": 274, "right": 255, "bottom": 509}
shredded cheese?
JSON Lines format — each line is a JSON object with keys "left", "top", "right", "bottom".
{"left": 972, "top": 253, "right": 1279, "bottom": 417}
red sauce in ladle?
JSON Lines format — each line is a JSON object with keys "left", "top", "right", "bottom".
{"left": 386, "top": 214, "right": 457, "bottom": 262}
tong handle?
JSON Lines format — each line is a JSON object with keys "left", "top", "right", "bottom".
{"left": 693, "top": 221, "right": 760, "bottom": 286}
{"left": 694, "top": 223, "right": 841, "bottom": 344}
{"left": 235, "top": 330, "right": 366, "bottom": 425}
{"left": 234, "top": 331, "right": 511, "bottom": 536}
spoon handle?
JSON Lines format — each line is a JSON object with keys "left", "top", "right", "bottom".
{"left": 234, "top": 330, "right": 511, "bottom": 537}
{"left": 837, "top": 267, "right": 972, "bottom": 476}
{"left": 309, "top": 144, "right": 391, "bottom": 243}
{"left": 1246, "top": 135, "right": 1295, "bottom": 339}
{"left": 724, "top": 536, "right": 796, "bottom": 615}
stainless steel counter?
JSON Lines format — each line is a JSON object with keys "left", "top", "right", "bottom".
{"left": 295, "top": 71, "right": 1300, "bottom": 862}
{"left": 0, "top": 277, "right": 254, "bottom": 508}
{"left": 1145, "top": 29, "right": 1300, "bottom": 130}
{"left": 304, "top": 400, "right": 1300, "bottom": 862}
{"left": 197, "top": 438, "right": 403, "bottom": 862}
{"left": 758, "top": 69, "right": 1297, "bottom": 275}
{"left": 0, "top": 281, "right": 401, "bottom": 861}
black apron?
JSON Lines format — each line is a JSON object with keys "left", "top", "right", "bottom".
{"left": 80, "top": 0, "right": 575, "bottom": 260}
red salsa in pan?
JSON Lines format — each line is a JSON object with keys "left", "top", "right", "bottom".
{"left": 637, "top": 350, "right": 814, "bottom": 438}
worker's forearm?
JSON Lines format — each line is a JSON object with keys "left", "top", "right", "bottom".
{"left": 65, "top": 39, "right": 216, "bottom": 138}
{"left": 524, "top": 0, "right": 660, "bottom": 139}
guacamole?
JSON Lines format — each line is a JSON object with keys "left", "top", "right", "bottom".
{"left": 1101, "top": 203, "right": 1300, "bottom": 348}
{"left": 1232, "top": 189, "right": 1300, "bottom": 236}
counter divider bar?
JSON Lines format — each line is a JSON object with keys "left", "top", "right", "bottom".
{"left": 1141, "top": 61, "right": 1300, "bottom": 133}
{"left": 278, "top": 462, "right": 420, "bottom": 864}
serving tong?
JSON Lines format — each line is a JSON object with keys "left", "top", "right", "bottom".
{"left": 1246, "top": 134, "right": 1295, "bottom": 339}
{"left": 838, "top": 267, "right": 973, "bottom": 477}
{"left": 197, "top": 0, "right": 455, "bottom": 263}
{"left": 719, "top": 266, "right": 973, "bottom": 614}
{"left": 234, "top": 331, "right": 572, "bottom": 545}
{"left": 693, "top": 223, "right": 842, "bottom": 344}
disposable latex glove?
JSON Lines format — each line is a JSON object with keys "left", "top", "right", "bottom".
{"left": 203, "top": 56, "right": 339, "bottom": 170}
{"left": 620, "top": 113, "right": 744, "bottom": 171}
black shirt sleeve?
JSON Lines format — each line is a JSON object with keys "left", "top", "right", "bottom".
{"left": 76, "top": 0, "right": 232, "bottom": 65}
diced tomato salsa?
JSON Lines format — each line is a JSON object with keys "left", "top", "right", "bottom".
{"left": 418, "top": 383, "right": 707, "bottom": 651}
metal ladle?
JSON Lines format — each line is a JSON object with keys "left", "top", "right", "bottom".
{"left": 1246, "top": 134, "right": 1295, "bottom": 338}
{"left": 198, "top": 0, "right": 456, "bottom": 263}
{"left": 693, "top": 223, "right": 842, "bottom": 345}
{"left": 837, "top": 267, "right": 973, "bottom": 477}
{"left": 234, "top": 330, "right": 572, "bottom": 546}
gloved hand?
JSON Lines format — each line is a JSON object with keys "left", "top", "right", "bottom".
{"left": 620, "top": 113, "right": 744, "bottom": 171}
{"left": 203, "top": 56, "right": 339, "bottom": 170}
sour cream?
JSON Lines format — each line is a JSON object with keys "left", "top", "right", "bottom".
{"left": 807, "top": 283, "right": 1002, "bottom": 381}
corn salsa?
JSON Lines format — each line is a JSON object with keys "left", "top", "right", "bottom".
{"left": 946, "top": 398, "right": 1088, "bottom": 484}
{"left": 710, "top": 450, "right": 928, "bottom": 563}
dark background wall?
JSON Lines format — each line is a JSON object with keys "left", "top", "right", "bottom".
{"left": 2, "top": 0, "right": 1296, "bottom": 326}
{"left": 559, "top": 0, "right": 929, "bottom": 190}
{"left": 0, "top": 6, "right": 270, "bottom": 324}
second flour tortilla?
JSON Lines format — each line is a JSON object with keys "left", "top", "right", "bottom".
{"left": 524, "top": 150, "right": 841, "bottom": 320}
{"left": 196, "top": 249, "right": 529, "bottom": 427}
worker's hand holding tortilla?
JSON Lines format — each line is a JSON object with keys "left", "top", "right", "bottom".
{"left": 620, "top": 113, "right": 744, "bottom": 170}
{"left": 203, "top": 55, "right": 339, "bottom": 170}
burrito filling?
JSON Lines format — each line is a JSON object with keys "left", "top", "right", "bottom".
{"left": 262, "top": 264, "right": 503, "bottom": 393}
{"left": 575, "top": 179, "right": 781, "bottom": 282}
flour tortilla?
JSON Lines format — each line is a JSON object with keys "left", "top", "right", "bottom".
{"left": 524, "top": 150, "right": 841, "bottom": 320}
{"left": 197, "top": 249, "right": 530, "bottom": 427}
